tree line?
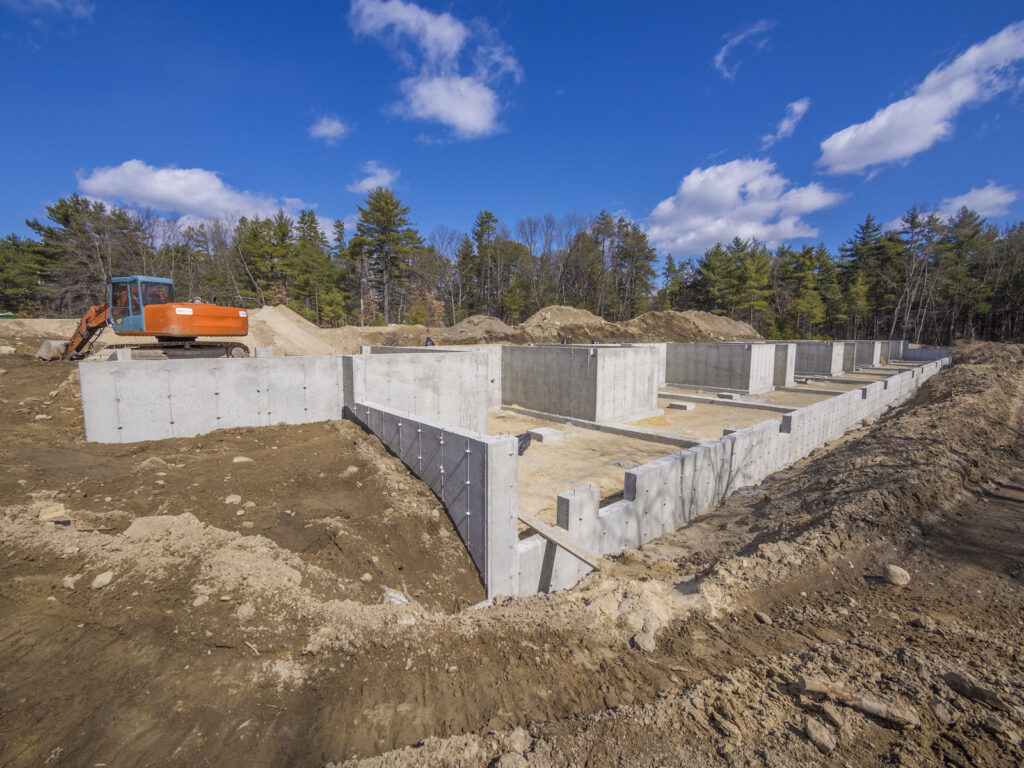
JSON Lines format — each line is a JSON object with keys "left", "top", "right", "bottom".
{"left": 1, "top": 188, "right": 1022, "bottom": 344}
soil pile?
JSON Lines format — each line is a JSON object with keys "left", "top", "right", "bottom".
{"left": 438, "top": 315, "right": 515, "bottom": 345}
{"left": 621, "top": 309, "right": 760, "bottom": 342}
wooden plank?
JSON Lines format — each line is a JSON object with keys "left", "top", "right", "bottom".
{"left": 517, "top": 511, "right": 603, "bottom": 570}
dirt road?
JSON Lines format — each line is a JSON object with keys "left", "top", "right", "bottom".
{"left": 1, "top": 342, "right": 1022, "bottom": 767}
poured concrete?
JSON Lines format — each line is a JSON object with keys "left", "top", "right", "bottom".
{"left": 501, "top": 344, "right": 659, "bottom": 423}
{"left": 794, "top": 341, "right": 845, "bottom": 375}
{"left": 773, "top": 343, "right": 796, "bottom": 387}
{"left": 665, "top": 342, "right": 775, "bottom": 394}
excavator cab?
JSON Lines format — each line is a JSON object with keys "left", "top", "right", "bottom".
{"left": 109, "top": 276, "right": 174, "bottom": 333}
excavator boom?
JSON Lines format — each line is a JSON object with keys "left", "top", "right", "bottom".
{"left": 62, "top": 303, "right": 110, "bottom": 359}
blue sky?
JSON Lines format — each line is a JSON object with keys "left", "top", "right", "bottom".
{"left": 1, "top": 0, "right": 1022, "bottom": 264}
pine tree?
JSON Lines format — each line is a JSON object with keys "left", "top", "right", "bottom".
{"left": 349, "top": 187, "right": 422, "bottom": 324}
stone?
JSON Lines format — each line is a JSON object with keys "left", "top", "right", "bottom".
{"left": 232, "top": 456, "right": 253, "bottom": 463}
{"left": 631, "top": 632, "right": 656, "bottom": 653}
{"left": 34, "top": 414, "right": 51, "bottom": 420}
{"left": 883, "top": 564, "right": 911, "bottom": 586}
{"left": 805, "top": 716, "right": 837, "bottom": 754}
{"left": 192, "top": 594, "right": 210, "bottom": 607}
{"left": 360, "top": 572, "right": 373, "bottom": 582}
{"left": 90, "top": 571, "right": 113, "bottom": 589}
{"left": 61, "top": 574, "right": 82, "bottom": 590}
{"left": 942, "top": 671, "right": 1012, "bottom": 712}
{"left": 0, "top": 345, "right": 15, "bottom": 355}
{"left": 928, "top": 696, "right": 952, "bottom": 726}
{"left": 754, "top": 611, "right": 773, "bottom": 625}
{"left": 38, "top": 503, "right": 68, "bottom": 522}
{"left": 503, "top": 728, "right": 532, "bottom": 754}
{"left": 224, "top": 494, "right": 242, "bottom": 505}
{"left": 908, "top": 615, "right": 936, "bottom": 630}
{"left": 491, "top": 755, "right": 528, "bottom": 768}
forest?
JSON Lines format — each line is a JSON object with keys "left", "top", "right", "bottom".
{"left": 1, "top": 187, "right": 1022, "bottom": 345}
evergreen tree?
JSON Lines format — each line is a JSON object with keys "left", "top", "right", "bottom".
{"left": 348, "top": 187, "right": 422, "bottom": 324}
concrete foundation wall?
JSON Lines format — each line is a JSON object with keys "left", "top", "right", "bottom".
{"left": 883, "top": 340, "right": 906, "bottom": 361}
{"left": 855, "top": 341, "right": 882, "bottom": 367}
{"left": 631, "top": 343, "right": 668, "bottom": 387}
{"left": 502, "top": 345, "right": 598, "bottom": 420}
{"left": 79, "top": 355, "right": 347, "bottom": 444}
{"left": 903, "top": 346, "right": 950, "bottom": 361}
{"left": 593, "top": 346, "right": 661, "bottom": 422}
{"left": 773, "top": 343, "right": 796, "bottom": 387}
{"left": 665, "top": 342, "right": 775, "bottom": 394}
{"left": 502, "top": 345, "right": 658, "bottom": 423}
{"left": 358, "top": 352, "right": 489, "bottom": 433}
{"left": 841, "top": 342, "right": 857, "bottom": 372}
{"left": 364, "top": 345, "right": 502, "bottom": 412}
{"left": 515, "top": 355, "right": 952, "bottom": 596}
{"left": 794, "top": 341, "right": 845, "bottom": 375}
{"left": 347, "top": 400, "right": 518, "bottom": 598}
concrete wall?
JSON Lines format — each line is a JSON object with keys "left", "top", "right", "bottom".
{"left": 855, "top": 341, "right": 882, "bottom": 367}
{"left": 593, "top": 346, "right": 661, "bottom": 422}
{"left": 665, "top": 342, "right": 775, "bottom": 394}
{"left": 773, "top": 343, "right": 796, "bottom": 387}
{"left": 794, "top": 341, "right": 845, "bottom": 375}
{"left": 903, "top": 346, "right": 950, "bottom": 361}
{"left": 79, "top": 355, "right": 348, "bottom": 444}
{"left": 883, "top": 340, "right": 906, "bottom": 361}
{"left": 364, "top": 345, "right": 502, "bottom": 412}
{"left": 631, "top": 343, "right": 668, "bottom": 387}
{"left": 357, "top": 351, "right": 489, "bottom": 434}
{"left": 502, "top": 345, "right": 658, "bottom": 423}
{"left": 346, "top": 400, "right": 518, "bottom": 599}
{"left": 515, "top": 355, "right": 952, "bottom": 596}
{"left": 840, "top": 342, "right": 857, "bottom": 372}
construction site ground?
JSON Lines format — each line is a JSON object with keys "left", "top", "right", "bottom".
{"left": 1, "top": 332, "right": 1023, "bottom": 768}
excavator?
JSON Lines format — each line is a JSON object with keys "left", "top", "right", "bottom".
{"left": 38, "top": 275, "right": 250, "bottom": 360}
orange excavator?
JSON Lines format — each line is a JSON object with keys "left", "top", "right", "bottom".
{"left": 38, "top": 275, "right": 250, "bottom": 360}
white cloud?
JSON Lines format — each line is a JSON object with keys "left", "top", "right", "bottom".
{"left": 308, "top": 115, "right": 349, "bottom": 145}
{"left": 399, "top": 74, "right": 498, "bottom": 139}
{"left": 713, "top": 20, "right": 774, "bottom": 81}
{"left": 77, "top": 159, "right": 311, "bottom": 220}
{"left": 346, "top": 160, "right": 400, "bottom": 194}
{"left": 820, "top": 21, "right": 1024, "bottom": 175}
{"left": 349, "top": 0, "right": 521, "bottom": 139}
{"left": 761, "top": 97, "right": 810, "bottom": 148}
{"left": 0, "top": 0, "right": 93, "bottom": 17}
{"left": 349, "top": 0, "right": 467, "bottom": 66}
{"left": 884, "top": 181, "right": 1020, "bottom": 230}
{"left": 647, "top": 158, "right": 845, "bottom": 255}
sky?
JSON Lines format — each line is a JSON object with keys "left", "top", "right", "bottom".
{"left": 1, "top": 0, "right": 1022, "bottom": 265}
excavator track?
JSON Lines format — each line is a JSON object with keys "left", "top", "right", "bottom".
{"left": 106, "top": 341, "right": 250, "bottom": 359}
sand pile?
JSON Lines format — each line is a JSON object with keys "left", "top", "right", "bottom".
{"left": 619, "top": 310, "right": 760, "bottom": 342}
{"left": 438, "top": 315, "right": 515, "bottom": 344}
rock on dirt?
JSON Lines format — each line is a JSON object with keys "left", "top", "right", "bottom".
{"left": 805, "top": 716, "right": 837, "bottom": 754}
{"left": 224, "top": 494, "right": 242, "bottom": 505}
{"left": 90, "top": 571, "right": 113, "bottom": 589}
{"left": 754, "top": 610, "right": 772, "bottom": 625}
{"left": 631, "top": 632, "right": 656, "bottom": 653}
{"left": 883, "top": 564, "right": 911, "bottom": 586}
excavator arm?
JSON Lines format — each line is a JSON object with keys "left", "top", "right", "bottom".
{"left": 62, "top": 303, "right": 110, "bottom": 359}
{"left": 36, "top": 303, "right": 111, "bottom": 361}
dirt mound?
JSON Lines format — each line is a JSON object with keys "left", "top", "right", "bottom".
{"left": 520, "top": 305, "right": 607, "bottom": 330}
{"left": 620, "top": 310, "right": 761, "bottom": 342}
{"left": 438, "top": 315, "right": 515, "bottom": 344}
{"left": 247, "top": 305, "right": 338, "bottom": 356}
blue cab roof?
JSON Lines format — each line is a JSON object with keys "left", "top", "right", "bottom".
{"left": 111, "top": 275, "right": 174, "bottom": 285}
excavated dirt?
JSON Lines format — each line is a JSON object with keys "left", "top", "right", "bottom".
{"left": 1, "top": 341, "right": 1022, "bottom": 768}
{"left": 0, "top": 304, "right": 759, "bottom": 359}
